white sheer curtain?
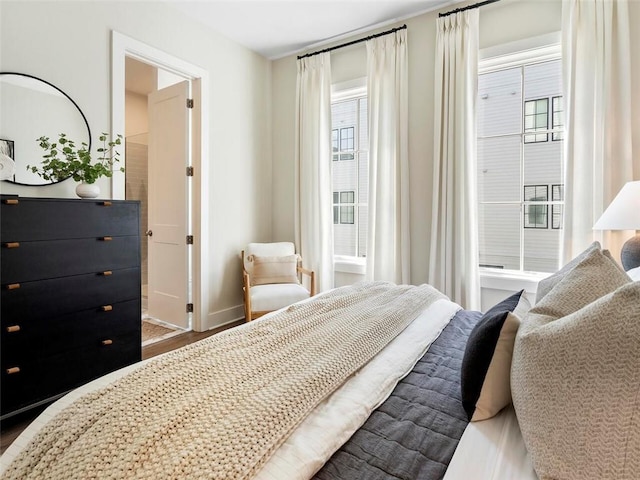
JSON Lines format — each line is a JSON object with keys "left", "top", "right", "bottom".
{"left": 562, "top": 0, "right": 634, "bottom": 263}
{"left": 428, "top": 10, "right": 480, "bottom": 310}
{"left": 295, "top": 53, "right": 334, "bottom": 292}
{"left": 365, "top": 29, "right": 410, "bottom": 284}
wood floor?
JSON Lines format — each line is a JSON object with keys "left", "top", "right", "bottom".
{"left": 0, "top": 320, "right": 243, "bottom": 456}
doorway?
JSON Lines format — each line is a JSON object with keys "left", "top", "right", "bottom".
{"left": 124, "top": 58, "right": 191, "bottom": 334}
{"left": 111, "top": 31, "right": 210, "bottom": 333}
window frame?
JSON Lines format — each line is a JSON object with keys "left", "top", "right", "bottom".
{"left": 523, "top": 98, "right": 549, "bottom": 144}
{"left": 477, "top": 38, "right": 564, "bottom": 275}
{"left": 331, "top": 79, "right": 368, "bottom": 264}
{"left": 523, "top": 184, "right": 549, "bottom": 229}
{"left": 333, "top": 190, "right": 355, "bottom": 225}
{"left": 551, "top": 96, "right": 564, "bottom": 141}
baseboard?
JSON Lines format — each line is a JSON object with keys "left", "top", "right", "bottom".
{"left": 199, "top": 304, "right": 245, "bottom": 332}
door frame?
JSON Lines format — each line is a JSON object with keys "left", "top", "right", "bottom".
{"left": 111, "top": 30, "right": 210, "bottom": 332}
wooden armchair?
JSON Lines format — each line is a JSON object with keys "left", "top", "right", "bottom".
{"left": 242, "top": 242, "right": 316, "bottom": 322}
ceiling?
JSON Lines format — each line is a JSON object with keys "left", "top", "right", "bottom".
{"left": 166, "top": 1, "right": 464, "bottom": 59}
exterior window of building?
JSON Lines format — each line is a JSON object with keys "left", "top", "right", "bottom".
{"left": 477, "top": 49, "right": 564, "bottom": 273}
{"left": 524, "top": 98, "right": 549, "bottom": 143}
{"left": 551, "top": 184, "right": 564, "bottom": 229}
{"left": 524, "top": 185, "right": 548, "bottom": 229}
{"left": 332, "top": 127, "right": 355, "bottom": 161}
{"left": 331, "top": 89, "right": 368, "bottom": 258}
{"left": 552, "top": 96, "right": 564, "bottom": 141}
{"left": 333, "top": 191, "right": 355, "bottom": 224}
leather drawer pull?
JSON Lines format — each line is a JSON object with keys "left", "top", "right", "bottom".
{"left": 101, "top": 236, "right": 113, "bottom": 241}
{"left": 3, "top": 199, "right": 19, "bottom": 205}
{"left": 102, "top": 305, "right": 113, "bottom": 312}
{"left": 4, "top": 242, "right": 20, "bottom": 248}
{"left": 6, "top": 325, "right": 21, "bottom": 333}
{"left": 102, "top": 339, "right": 113, "bottom": 346}
{"left": 101, "top": 270, "right": 113, "bottom": 276}
{"left": 6, "top": 367, "right": 20, "bottom": 375}
{"left": 101, "top": 201, "right": 112, "bottom": 206}
{"left": 6, "top": 283, "right": 20, "bottom": 290}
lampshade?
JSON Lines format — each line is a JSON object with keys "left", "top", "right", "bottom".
{"left": 593, "top": 180, "right": 640, "bottom": 271}
{"left": 593, "top": 181, "right": 640, "bottom": 231}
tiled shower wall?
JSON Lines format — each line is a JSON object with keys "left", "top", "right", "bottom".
{"left": 125, "top": 134, "right": 148, "bottom": 289}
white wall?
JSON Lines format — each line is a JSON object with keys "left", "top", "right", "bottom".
{"left": 271, "top": 0, "right": 640, "bottom": 308}
{"left": 0, "top": 0, "right": 273, "bottom": 328}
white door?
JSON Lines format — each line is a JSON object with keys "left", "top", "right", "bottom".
{"left": 147, "top": 80, "right": 191, "bottom": 329}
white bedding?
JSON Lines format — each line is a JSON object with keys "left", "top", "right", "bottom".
{"left": 1, "top": 298, "right": 538, "bottom": 479}
{"left": 444, "top": 405, "right": 538, "bottom": 480}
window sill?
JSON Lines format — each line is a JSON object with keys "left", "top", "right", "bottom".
{"left": 334, "top": 256, "right": 366, "bottom": 275}
{"left": 479, "top": 268, "right": 550, "bottom": 295}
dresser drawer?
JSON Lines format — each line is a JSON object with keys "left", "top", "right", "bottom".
{"left": 1, "top": 267, "right": 140, "bottom": 322}
{"left": 1, "top": 236, "right": 140, "bottom": 283}
{"left": 2, "top": 299, "right": 141, "bottom": 363}
{"left": 1, "top": 331, "right": 141, "bottom": 415}
{"left": 0, "top": 197, "right": 139, "bottom": 242}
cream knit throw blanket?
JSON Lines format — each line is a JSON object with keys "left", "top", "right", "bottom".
{"left": 3, "top": 282, "right": 446, "bottom": 480}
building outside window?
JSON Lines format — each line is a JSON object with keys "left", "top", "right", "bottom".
{"left": 477, "top": 50, "right": 564, "bottom": 273}
{"left": 331, "top": 90, "right": 368, "bottom": 258}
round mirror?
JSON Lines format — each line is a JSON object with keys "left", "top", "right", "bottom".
{"left": 0, "top": 72, "right": 91, "bottom": 186}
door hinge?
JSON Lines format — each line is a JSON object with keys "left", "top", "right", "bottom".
{"left": 186, "top": 166, "right": 194, "bottom": 177}
{"left": 186, "top": 98, "right": 194, "bottom": 109}
{"left": 186, "top": 235, "right": 194, "bottom": 245}
{"left": 186, "top": 303, "right": 194, "bottom": 313}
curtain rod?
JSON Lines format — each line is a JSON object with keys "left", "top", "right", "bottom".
{"left": 439, "top": 0, "right": 501, "bottom": 17}
{"left": 297, "top": 24, "right": 407, "bottom": 60}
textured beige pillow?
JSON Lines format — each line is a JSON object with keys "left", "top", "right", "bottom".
{"left": 512, "top": 248, "right": 639, "bottom": 479}
{"left": 535, "top": 241, "right": 601, "bottom": 302}
{"left": 250, "top": 255, "right": 300, "bottom": 286}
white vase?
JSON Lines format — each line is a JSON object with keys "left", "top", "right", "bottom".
{"left": 75, "top": 183, "right": 100, "bottom": 198}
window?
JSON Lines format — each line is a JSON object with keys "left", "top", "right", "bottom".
{"left": 332, "top": 127, "right": 355, "bottom": 161}
{"left": 524, "top": 185, "right": 548, "bottom": 229}
{"left": 551, "top": 96, "right": 564, "bottom": 141}
{"left": 551, "top": 184, "right": 564, "bottom": 229}
{"left": 331, "top": 87, "right": 368, "bottom": 258}
{"left": 333, "top": 191, "right": 355, "bottom": 224}
{"left": 524, "top": 98, "right": 549, "bottom": 143}
{"left": 477, "top": 48, "right": 564, "bottom": 274}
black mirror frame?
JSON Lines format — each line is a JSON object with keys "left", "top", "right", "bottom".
{"left": 0, "top": 72, "right": 92, "bottom": 186}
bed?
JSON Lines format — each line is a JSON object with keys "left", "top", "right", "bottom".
{"left": 1, "top": 247, "right": 638, "bottom": 480}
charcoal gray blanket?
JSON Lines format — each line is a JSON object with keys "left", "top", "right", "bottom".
{"left": 313, "top": 309, "right": 482, "bottom": 480}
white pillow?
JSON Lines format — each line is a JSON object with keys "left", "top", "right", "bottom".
{"left": 250, "top": 255, "right": 300, "bottom": 286}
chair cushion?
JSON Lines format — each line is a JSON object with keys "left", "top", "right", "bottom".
{"left": 511, "top": 246, "right": 638, "bottom": 479}
{"left": 250, "top": 283, "right": 310, "bottom": 313}
{"left": 461, "top": 290, "right": 530, "bottom": 422}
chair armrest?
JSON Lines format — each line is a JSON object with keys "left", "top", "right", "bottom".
{"left": 297, "top": 266, "right": 316, "bottom": 296}
{"left": 243, "top": 269, "right": 252, "bottom": 321}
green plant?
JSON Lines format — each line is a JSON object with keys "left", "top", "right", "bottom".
{"left": 28, "top": 132, "right": 124, "bottom": 184}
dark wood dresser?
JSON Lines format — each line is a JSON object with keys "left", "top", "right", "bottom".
{"left": 0, "top": 195, "right": 141, "bottom": 418}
